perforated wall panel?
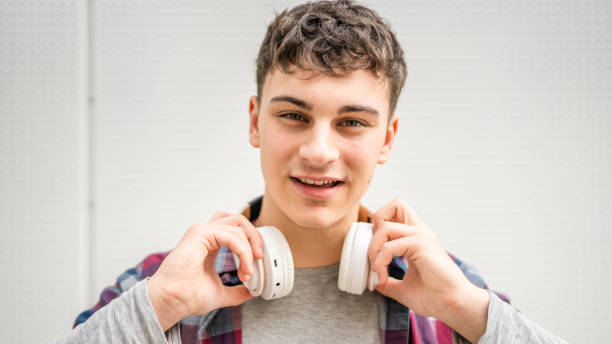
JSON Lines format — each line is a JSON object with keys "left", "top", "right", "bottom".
{"left": 0, "top": 0, "right": 87, "bottom": 342}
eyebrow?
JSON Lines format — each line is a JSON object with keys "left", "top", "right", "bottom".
{"left": 270, "top": 95, "right": 379, "bottom": 116}
{"left": 270, "top": 96, "right": 313, "bottom": 111}
{"left": 338, "top": 104, "right": 379, "bottom": 117}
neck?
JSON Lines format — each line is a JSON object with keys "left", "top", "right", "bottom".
{"left": 253, "top": 193, "right": 360, "bottom": 269}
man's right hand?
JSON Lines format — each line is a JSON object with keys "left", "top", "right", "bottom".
{"left": 146, "top": 211, "right": 263, "bottom": 331}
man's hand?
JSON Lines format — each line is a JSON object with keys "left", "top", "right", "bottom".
{"left": 368, "top": 198, "right": 490, "bottom": 343}
{"left": 147, "top": 212, "right": 263, "bottom": 332}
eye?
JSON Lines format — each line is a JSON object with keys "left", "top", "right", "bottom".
{"left": 280, "top": 112, "right": 306, "bottom": 122}
{"left": 341, "top": 119, "right": 367, "bottom": 127}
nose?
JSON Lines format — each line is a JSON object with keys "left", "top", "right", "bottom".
{"left": 298, "top": 124, "right": 340, "bottom": 167}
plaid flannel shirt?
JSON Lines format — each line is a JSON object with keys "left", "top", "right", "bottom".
{"left": 74, "top": 196, "right": 510, "bottom": 343}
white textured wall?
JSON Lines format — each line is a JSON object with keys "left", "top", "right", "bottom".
{"left": 0, "top": 0, "right": 89, "bottom": 342}
{"left": 1, "top": 0, "right": 610, "bottom": 342}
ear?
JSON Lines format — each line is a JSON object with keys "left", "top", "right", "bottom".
{"left": 377, "top": 114, "right": 398, "bottom": 164}
{"left": 249, "top": 95, "right": 260, "bottom": 148}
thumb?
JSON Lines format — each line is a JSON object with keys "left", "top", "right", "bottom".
{"left": 220, "top": 284, "right": 254, "bottom": 307}
{"left": 375, "top": 277, "right": 404, "bottom": 302}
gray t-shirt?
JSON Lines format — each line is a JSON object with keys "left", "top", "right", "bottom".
{"left": 242, "top": 263, "right": 379, "bottom": 343}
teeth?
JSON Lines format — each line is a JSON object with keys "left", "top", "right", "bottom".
{"left": 298, "top": 178, "right": 336, "bottom": 186}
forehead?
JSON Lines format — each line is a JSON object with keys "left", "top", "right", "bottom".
{"left": 260, "top": 68, "right": 391, "bottom": 115}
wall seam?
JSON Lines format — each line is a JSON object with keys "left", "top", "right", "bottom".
{"left": 76, "top": 0, "right": 93, "bottom": 311}
{"left": 86, "top": 0, "right": 97, "bottom": 306}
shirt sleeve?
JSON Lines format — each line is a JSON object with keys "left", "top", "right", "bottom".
{"left": 477, "top": 290, "right": 568, "bottom": 344}
{"left": 72, "top": 252, "right": 169, "bottom": 327}
{"left": 54, "top": 278, "right": 181, "bottom": 344}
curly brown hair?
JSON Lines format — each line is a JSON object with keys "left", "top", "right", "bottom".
{"left": 255, "top": 0, "right": 407, "bottom": 117}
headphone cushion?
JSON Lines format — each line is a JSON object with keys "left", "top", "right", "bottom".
{"left": 338, "top": 222, "right": 373, "bottom": 294}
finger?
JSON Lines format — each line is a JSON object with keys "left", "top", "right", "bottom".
{"left": 368, "top": 221, "right": 418, "bottom": 265}
{"left": 216, "top": 215, "right": 263, "bottom": 259}
{"left": 371, "top": 236, "right": 417, "bottom": 286}
{"left": 375, "top": 276, "right": 405, "bottom": 301}
{"left": 219, "top": 224, "right": 257, "bottom": 281}
{"left": 209, "top": 211, "right": 233, "bottom": 222}
{"left": 207, "top": 225, "right": 255, "bottom": 281}
{"left": 373, "top": 198, "right": 425, "bottom": 226}
{"left": 220, "top": 284, "right": 254, "bottom": 307}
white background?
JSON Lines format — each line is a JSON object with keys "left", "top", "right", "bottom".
{"left": 1, "top": 0, "right": 610, "bottom": 342}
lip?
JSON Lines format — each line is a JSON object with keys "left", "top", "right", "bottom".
{"left": 291, "top": 177, "right": 343, "bottom": 200}
{"left": 292, "top": 175, "right": 343, "bottom": 182}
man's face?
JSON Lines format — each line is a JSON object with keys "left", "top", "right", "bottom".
{"left": 249, "top": 68, "right": 398, "bottom": 229}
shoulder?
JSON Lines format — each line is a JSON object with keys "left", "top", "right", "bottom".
{"left": 447, "top": 252, "right": 488, "bottom": 289}
{"left": 137, "top": 251, "right": 170, "bottom": 278}
{"left": 448, "top": 252, "right": 511, "bottom": 303}
{"left": 118, "top": 251, "right": 170, "bottom": 289}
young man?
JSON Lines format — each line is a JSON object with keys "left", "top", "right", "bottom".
{"left": 58, "top": 1, "right": 567, "bottom": 343}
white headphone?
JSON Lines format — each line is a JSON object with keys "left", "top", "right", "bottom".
{"left": 232, "top": 222, "right": 378, "bottom": 300}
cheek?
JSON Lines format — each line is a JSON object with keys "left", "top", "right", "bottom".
{"left": 343, "top": 140, "right": 378, "bottom": 181}
{"left": 260, "top": 125, "right": 296, "bottom": 174}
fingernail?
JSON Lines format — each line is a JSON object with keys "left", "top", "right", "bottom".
{"left": 243, "top": 274, "right": 251, "bottom": 282}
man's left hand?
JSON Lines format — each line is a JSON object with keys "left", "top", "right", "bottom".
{"left": 368, "top": 198, "right": 490, "bottom": 343}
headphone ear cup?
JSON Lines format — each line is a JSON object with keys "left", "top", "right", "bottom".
{"left": 337, "top": 225, "right": 355, "bottom": 293}
{"left": 257, "top": 226, "right": 294, "bottom": 300}
{"left": 232, "top": 226, "right": 293, "bottom": 299}
{"left": 338, "top": 222, "right": 374, "bottom": 295}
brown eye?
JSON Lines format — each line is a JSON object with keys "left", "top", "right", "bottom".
{"left": 342, "top": 119, "right": 366, "bottom": 127}
{"left": 281, "top": 113, "right": 306, "bottom": 121}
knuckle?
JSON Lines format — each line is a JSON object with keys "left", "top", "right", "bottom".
{"left": 210, "top": 211, "right": 230, "bottom": 221}
{"left": 227, "top": 214, "right": 241, "bottom": 220}
{"left": 382, "top": 241, "right": 393, "bottom": 251}
{"left": 377, "top": 221, "right": 389, "bottom": 231}
{"left": 416, "top": 225, "right": 428, "bottom": 235}
{"left": 423, "top": 228, "right": 437, "bottom": 240}
{"left": 367, "top": 247, "right": 376, "bottom": 260}
{"left": 394, "top": 197, "right": 408, "bottom": 207}
{"left": 230, "top": 214, "right": 251, "bottom": 228}
{"left": 186, "top": 223, "right": 201, "bottom": 233}
{"left": 377, "top": 227, "right": 391, "bottom": 240}
{"left": 373, "top": 256, "right": 384, "bottom": 268}
{"left": 226, "top": 225, "right": 244, "bottom": 236}
{"left": 235, "top": 248, "right": 248, "bottom": 258}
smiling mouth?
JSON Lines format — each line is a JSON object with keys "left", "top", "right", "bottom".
{"left": 291, "top": 177, "right": 343, "bottom": 188}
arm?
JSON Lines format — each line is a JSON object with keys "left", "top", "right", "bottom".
{"left": 72, "top": 252, "right": 168, "bottom": 328}
{"left": 477, "top": 290, "right": 568, "bottom": 344}
{"left": 55, "top": 278, "right": 180, "bottom": 343}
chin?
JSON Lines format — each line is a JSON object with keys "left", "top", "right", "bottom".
{"left": 286, "top": 204, "right": 341, "bottom": 230}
